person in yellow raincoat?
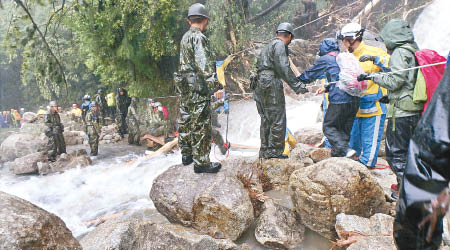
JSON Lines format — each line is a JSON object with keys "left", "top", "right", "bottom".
{"left": 337, "top": 23, "right": 390, "bottom": 168}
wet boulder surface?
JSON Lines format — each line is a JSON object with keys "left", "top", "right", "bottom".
{"left": 0, "top": 191, "right": 81, "bottom": 250}
{"left": 289, "top": 157, "right": 389, "bottom": 240}
{"left": 150, "top": 163, "right": 255, "bottom": 241}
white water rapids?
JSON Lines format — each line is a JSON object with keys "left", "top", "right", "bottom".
{"left": 1, "top": 1, "right": 448, "bottom": 239}
{"left": 0, "top": 96, "right": 322, "bottom": 237}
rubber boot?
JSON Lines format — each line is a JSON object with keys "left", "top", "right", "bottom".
{"left": 194, "top": 162, "right": 221, "bottom": 174}
{"left": 182, "top": 155, "right": 193, "bottom": 166}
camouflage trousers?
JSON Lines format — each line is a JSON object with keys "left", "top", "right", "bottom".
{"left": 87, "top": 126, "right": 99, "bottom": 155}
{"left": 178, "top": 100, "right": 211, "bottom": 165}
{"left": 47, "top": 133, "right": 66, "bottom": 161}
{"left": 116, "top": 113, "right": 127, "bottom": 136}
{"left": 128, "top": 120, "right": 141, "bottom": 145}
{"left": 211, "top": 128, "right": 227, "bottom": 155}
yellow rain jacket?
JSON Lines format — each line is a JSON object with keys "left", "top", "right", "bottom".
{"left": 71, "top": 107, "right": 82, "bottom": 117}
{"left": 352, "top": 42, "right": 390, "bottom": 117}
{"left": 106, "top": 92, "right": 116, "bottom": 107}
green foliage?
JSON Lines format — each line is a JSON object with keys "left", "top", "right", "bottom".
{"left": 68, "top": 0, "right": 182, "bottom": 97}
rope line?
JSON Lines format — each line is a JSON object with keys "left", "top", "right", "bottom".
{"left": 149, "top": 61, "right": 447, "bottom": 99}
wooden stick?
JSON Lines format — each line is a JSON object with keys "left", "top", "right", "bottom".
{"left": 230, "top": 143, "right": 260, "bottom": 150}
{"left": 289, "top": 57, "right": 301, "bottom": 77}
{"left": 145, "top": 138, "right": 178, "bottom": 159}
{"left": 82, "top": 211, "right": 126, "bottom": 227}
{"left": 140, "top": 134, "right": 165, "bottom": 146}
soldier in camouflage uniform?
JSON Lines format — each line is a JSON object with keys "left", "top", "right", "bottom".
{"left": 211, "top": 97, "right": 228, "bottom": 155}
{"left": 115, "top": 87, "right": 131, "bottom": 137}
{"left": 254, "top": 23, "right": 308, "bottom": 159}
{"left": 127, "top": 98, "right": 141, "bottom": 145}
{"left": 95, "top": 88, "right": 107, "bottom": 125}
{"left": 85, "top": 102, "right": 101, "bottom": 156}
{"left": 175, "top": 3, "right": 224, "bottom": 173}
{"left": 45, "top": 101, "right": 66, "bottom": 162}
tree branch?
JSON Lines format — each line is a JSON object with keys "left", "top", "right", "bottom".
{"left": 14, "top": 0, "right": 68, "bottom": 98}
{"left": 248, "top": 0, "right": 288, "bottom": 23}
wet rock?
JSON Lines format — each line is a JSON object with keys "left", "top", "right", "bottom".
{"left": 81, "top": 214, "right": 238, "bottom": 250}
{"left": 443, "top": 214, "right": 450, "bottom": 246}
{"left": 294, "top": 128, "right": 323, "bottom": 146}
{"left": 63, "top": 131, "right": 86, "bottom": 146}
{"left": 347, "top": 236, "right": 395, "bottom": 250}
{"left": 10, "top": 152, "right": 46, "bottom": 175}
{"left": 20, "top": 122, "right": 46, "bottom": 136}
{"left": 310, "top": 148, "right": 331, "bottom": 163}
{"left": 258, "top": 158, "right": 304, "bottom": 190}
{"left": 41, "top": 150, "right": 92, "bottom": 174}
{"left": 289, "top": 158, "right": 389, "bottom": 240}
{"left": 99, "top": 124, "right": 121, "bottom": 144}
{"left": 335, "top": 213, "right": 394, "bottom": 238}
{"left": 22, "top": 112, "right": 38, "bottom": 123}
{"left": 290, "top": 143, "right": 315, "bottom": 161}
{"left": 303, "top": 157, "right": 314, "bottom": 166}
{"left": 150, "top": 164, "right": 254, "bottom": 240}
{"left": 0, "top": 133, "right": 45, "bottom": 161}
{"left": 0, "top": 191, "right": 81, "bottom": 250}
{"left": 255, "top": 200, "right": 305, "bottom": 249}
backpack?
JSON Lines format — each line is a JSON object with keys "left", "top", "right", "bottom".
{"left": 400, "top": 46, "right": 446, "bottom": 112}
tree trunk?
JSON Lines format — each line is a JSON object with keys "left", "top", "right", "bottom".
{"left": 248, "top": 0, "right": 288, "bottom": 23}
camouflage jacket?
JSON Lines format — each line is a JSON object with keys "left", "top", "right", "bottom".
{"left": 256, "top": 38, "right": 303, "bottom": 94}
{"left": 95, "top": 94, "right": 107, "bottom": 108}
{"left": 127, "top": 105, "right": 139, "bottom": 125}
{"left": 177, "top": 26, "right": 221, "bottom": 103}
{"left": 85, "top": 109, "right": 101, "bottom": 132}
{"left": 146, "top": 108, "right": 165, "bottom": 129}
{"left": 44, "top": 112, "right": 63, "bottom": 135}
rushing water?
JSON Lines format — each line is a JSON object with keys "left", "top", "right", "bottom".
{"left": 0, "top": 96, "right": 322, "bottom": 237}
{"left": 413, "top": 0, "right": 450, "bottom": 56}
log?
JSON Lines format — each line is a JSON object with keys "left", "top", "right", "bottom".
{"left": 145, "top": 138, "right": 179, "bottom": 159}
{"left": 230, "top": 143, "right": 260, "bottom": 150}
{"left": 351, "top": 0, "right": 381, "bottom": 23}
{"left": 248, "top": 0, "right": 289, "bottom": 23}
{"left": 140, "top": 134, "right": 165, "bottom": 146}
{"left": 289, "top": 57, "right": 301, "bottom": 77}
{"left": 82, "top": 211, "right": 126, "bottom": 227}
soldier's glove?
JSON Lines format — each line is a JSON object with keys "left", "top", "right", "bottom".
{"left": 359, "top": 54, "right": 376, "bottom": 62}
{"left": 378, "top": 95, "right": 390, "bottom": 104}
{"left": 357, "top": 73, "right": 374, "bottom": 82}
{"left": 296, "top": 82, "right": 309, "bottom": 94}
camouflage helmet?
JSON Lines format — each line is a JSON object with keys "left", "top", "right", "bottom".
{"left": 49, "top": 101, "right": 57, "bottom": 107}
{"left": 276, "top": 22, "right": 294, "bottom": 35}
{"left": 188, "top": 3, "right": 209, "bottom": 19}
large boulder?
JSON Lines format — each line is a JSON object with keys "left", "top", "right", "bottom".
{"left": 40, "top": 149, "right": 92, "bottom": 175}
{"left": 63, "top": 131, "right": 86, "bottom": 146}
{"left": 255, "top": 200, "right": 305, "bottom": 249}
{"left": 22, "top": 112, "right": 38, "bottom": 123}
{"left": 335, "top": 213, "right": 395, "bottom": 250}
{"left": 258, "top": 158, "right": 304, "bottom": 190}
{"left": 10, "top": 152, "right": 46, "bottom": 175}
{"left": 81, "top": 213, "right": 239, "bottom": 250}
{"left": 0, "top": 191, "right": 81, "bottom": 250}
{"left": 150, "top": 164, "right": 255, "bottom": 240}
{"left": 0, "top": 133, "right": 45, "bottom": 161}
{"left": 294, "top": 128, "right": 324, "bottom": 146}
{"left": 289, "top": 158, "right": 389, "bottom": 239}
{"left": 20, "top": 122, "right": 46, "bottom": 136}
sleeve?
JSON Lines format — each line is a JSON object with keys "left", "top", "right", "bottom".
{"left": 374, "top": 48, "right": 413, "bottom": 91}
{"left": 193, "top": 36, "right": 222, "bottom": 92}
{"left": 44, "top": 114, "right": 52, "bottom": 128}
{"left": 374, "top": 55, "right": 391, "bottom": 72}
{"left": 298, "top": 57, "right": 328, "bottom": 83}
{"left": 273, "top": 42, "right": 303, "bottom": 93}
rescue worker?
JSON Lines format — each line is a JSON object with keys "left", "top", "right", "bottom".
{"left": 81, "top": 94, "right": 91, "bottom": 122}
{"left": 392, "top": 66, "right": 450, "bottom": 250}
{"left": 45, "top": 101, "right": 66, "bottom": 162}
{"left": 298, "top": 38, "right": 359, "bottom": 157}
{"left": 37, "top": 106, "right": 47, "bottom": 118}
{"left": 175, "top": 3, "right": 224, "bottom": 173}
{"left": 0, "top": 111, "right": 7, "bottom": 128}
{"left": 115, "top": 87, "right": 131, "bottom": 137}
{"left": 11, "top": 109, "right": 20, "bottom": 128}
{"left": 254, "top": 22, "right": 308, "bottom": 159}
{"left": 85, "top": 101, "right": 101, "bottom": 156}
{"left": 337, "top": 22, "right": 390, "bottom": 168}
{"left": 70, "top": 103, "right": 82, "bottom": 122}
{"left": 359, "top": 19, "right": 423, "bottom": 199}
{"left": 127, "top": 98, "right": 141, "bottom": 145}
{"left": 106, "top": 91, "right": 116, "bottom": 119}
{"left": 95, "top": 88, "right": 107, "bottom": 125}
